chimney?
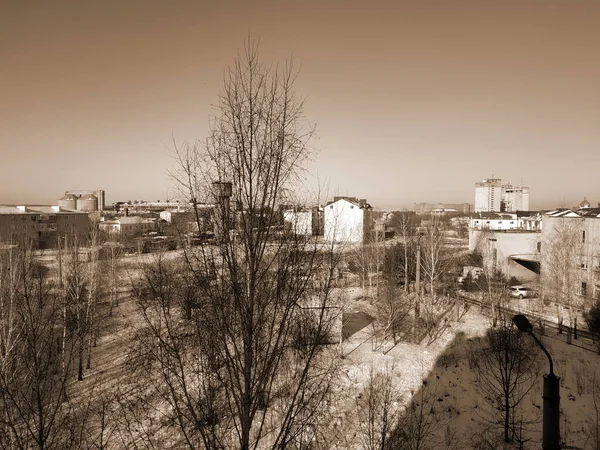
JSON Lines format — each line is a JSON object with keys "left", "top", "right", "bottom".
{"left": 359, "top": 199, "right": 367, "bottom": 207}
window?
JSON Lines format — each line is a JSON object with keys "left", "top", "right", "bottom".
{"left": 350, "top": 205, "right": 354, "bottom": 209}
{"left": 536, "top": 242, "right": 541, "bottom": 252}
{"left": 582, "top": 230, "right": 586, "bottom": 243}
{"left": 582, "top": 282, "right": 588, "bottom": 297}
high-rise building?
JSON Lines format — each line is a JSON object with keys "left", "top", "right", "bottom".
{"left": 475, "top": 179, "right": 502, "bottom": 212}
{"left": 474, "top": 178, "right": 530, "bottom": 212}
{"left": 501, "top": 185, "right": 530, "bottom": 212}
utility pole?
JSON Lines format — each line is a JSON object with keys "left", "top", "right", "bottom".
{"left": 415, "top": 238, "right": 421, "bottom": 322}
{"left": 513, "top": 314, "right": 561, "bottom": 450}
{"left": 57, "top": 234, "right": 63, "bottom": 289}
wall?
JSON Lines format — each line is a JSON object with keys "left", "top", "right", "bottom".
{"left": 283, "top": 210, "right": 313, "bottom": 235}
{"left": 469, "top": 228, "right": 541, "bottom": 280}
{"left": 470, "top": 217, "right": 521, "bottom": 231}
{"left": 541, "top": 215, "right": 600, "bottom": 302}
{"left": 324, "top": 199, "right": 364, "bottom": 243}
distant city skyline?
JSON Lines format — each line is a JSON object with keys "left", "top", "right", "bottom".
{"left": 2, "top": 0, "right": 599, "bottom": 210}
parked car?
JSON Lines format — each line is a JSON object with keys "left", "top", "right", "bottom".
{"left": 509, "top": 285, "right": 536, "bottom": 299}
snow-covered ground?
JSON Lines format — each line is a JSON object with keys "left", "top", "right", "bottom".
{"left": 334, "top": 289, "right": 600, "bottom": 449}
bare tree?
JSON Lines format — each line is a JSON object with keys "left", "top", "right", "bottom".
{"left": 542, "top": 218, "right": 585, "bottom": 328}
{"left": 417, "top": 217, "right": 456, "bottom": 342}
{"left": 419, "top": 216, "right": 453, "bottom": 297}
{"left": 468, "top": 319, "right": 541, "bottom": 444}
{"left": 356, "top": 366, "right": 400, "bottom": 450}
{"left": 389, "top": 211, "right": 416, "bottom": 292}
{"left": 0, "top": 242, "right": 79, "bottom": 449}
{"left": 473, "top": 228, "right": 508, "bottom": 326}
{"left": 128, "top": 39, "right": 341, "bottom": 450}
{"left": 387, "top": 373, "right": 459, "bottom": 450}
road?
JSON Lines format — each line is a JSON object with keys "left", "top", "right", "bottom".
{"left": 457, "top": 290, "right": 599, "bottom": 354}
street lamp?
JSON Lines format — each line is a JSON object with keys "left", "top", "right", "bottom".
{"left": 512, "top": 314, "right": 561, "bottom": 450}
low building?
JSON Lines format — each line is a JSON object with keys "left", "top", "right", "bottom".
{"left": 469, "top": 212, "right": 542, "bottom": 231}
{"left": 414, "top": 202, "right": 472, "bottom": 215}
{"left": 99, "top": 216, "right": 156, "bottom": 236}
{"left": 283, "top": 208, "right": 313, "bottom": 236}
{"left": 0, "top": 205, "right": 90, "bottom": 248}
{"left": 469, "top": 228, "right": 541, "bottom": 281}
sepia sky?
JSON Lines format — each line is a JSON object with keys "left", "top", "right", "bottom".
{"left": 1, "top": 0, "right": 599, "bottom": 210}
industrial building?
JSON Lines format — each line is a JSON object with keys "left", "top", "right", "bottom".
{"left": 474, "top": 178, "right": 529, "bottom": 213}
{"left": 0, "top": 205, "right": 90, "bottom": 248}
{"left": 59, "top": 189, "right": 106, "bottom": 212}
{"left": 413, "top": 202, "right": 472, "bottom": 215}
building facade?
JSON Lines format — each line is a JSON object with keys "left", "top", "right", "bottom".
{"left": 475, "top": 179, "right": 503, "bottom": 212}
{"left": 414, "top": 202, "right": 472, "bottom": 215}
{"left": 469, "top": 228, "right": 541, "bottom": 281}
{"left": 324, "top": 197, "right": 372, "bottom": 243}
{"left": 283, "top": 209, "right": 314, "bottom": 236}
{"left": 501, "top": 185, "right": 530, "bottom": 212}
{"left": 474, "top": 178, "right": 530, "bottom": 213}
{"left": 99, "top": 216, "right": 156, "bottom": 236}
{"left": 0, "top": 205, "right": 90, "bottom": 248}
{"left": 540, "top": 204, "right": 600, "bottom": 304}
{"left": 63, "top": 190, "right": 106, "bottom": 211}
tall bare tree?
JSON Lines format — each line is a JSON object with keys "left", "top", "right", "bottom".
{"left": 389, "top": 211, "right": 416, "bottom": 292}
{"left": 468, "top": 319, "right": 541, "bottom": 444}
{"left": 0, "top": 242, "right": 79, "bottom": 449}
{"left": 355, "top": 366, "right": 400, "bottom": 450}
{"left": 542, "top": 218, "right": 585, "bottom": 328}
{"left": 130, "top": 39, "right": 341, "bottom": 449}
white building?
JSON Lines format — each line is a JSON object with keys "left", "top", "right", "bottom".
{"left": 283, "top": 209, "right": 313, "bottom": 236}
{"left": 324, "top": 197, "right": 372, "bottom": 243}
{"left": 470, "top": 213, "right": 521, "bottom": 231}
{"left": 475, "top": 179, "right": 502, "bottom": 212}
{"left": 540, "top": 202, "right": 600, "bottom": 303}
{"left": 469, "top": 228, "right": 541, "bottom": 281}
{"left": 501, "top": 185, "right": 530, "bottom": 212}
{"left": 474, "top": 178, "right": 530, "bottom": 213}
{"left": 99, "top": 216, "right": 156, "bottom": 236}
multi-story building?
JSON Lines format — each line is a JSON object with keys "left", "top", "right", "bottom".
{"left": 474, "top": 178, "right": 530, "bottom": 213}
{"left": 324, "top": 197, "right": 372, "bottom": 243}
{"left": 0, "top": 205, "right": 90, "bottom": 248}
{"left": 501, "top": 185, "right": 530, "bottom": 212}
{"left": 475, "top": 179, "right": 503, "bottom": 212}
{"left": 540, "top": 201, "right": 600, "bottom": 304}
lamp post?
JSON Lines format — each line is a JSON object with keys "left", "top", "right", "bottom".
{"left": 512, "top": 314, "right": 561, "bottom": 450}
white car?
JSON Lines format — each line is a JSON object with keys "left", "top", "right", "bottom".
{"left": 509, "top": 286, "right": 536, "bottom": 299}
